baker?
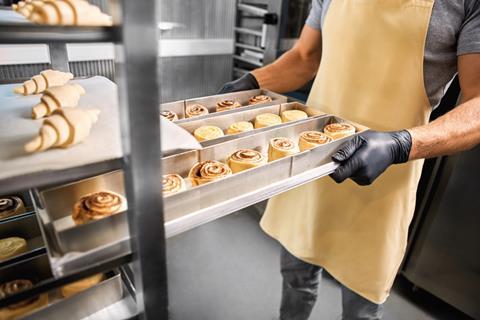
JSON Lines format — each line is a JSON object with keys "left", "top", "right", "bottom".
{"left": 219, "top": 1, "right": 480, "bottom": 319}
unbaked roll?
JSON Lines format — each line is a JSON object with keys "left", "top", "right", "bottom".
{"left": 268, "top": 137, "right": 299, "bottom": 161}
{"left": 160, "top": 110, "right": 178, "bottom": 121}
{"left": 248, "top": 95, "right": 272, "bottom": 105}
{"left": 216, "top": 100, "right": 241, "bottom": 112}
{"left": 189, "top": 160, "right": 232, "bottom": 186}
{"left": 299, "top": 131, "right": 333, "bottom": 151}
{"left": 227, "top": 149, "right": 267, "bottom": 173}
{"left": 226, "top": 121, "right": 254, "bottom": 135}
{"left": 71, "top": 191, "right": 126, "bottom": 225}
{"left": 162, "top": 174, "right": 186, "bottom": 196}
{"left": 61, "top": 274, "right": 104, "bottom": 298}
{"left": 194, "top": 125, "right": 224, "bottom": 141}
{"left": 0, "top": 280, "right": 49, "bottom": 320}
{"left": 281, "top": 110, "right": 308, "bottom": 122}
{"left": 186, "top": 104, "right": 209, "bottom": 118}
{"left": 254, "top": 113, "right": 282, "bottom": 129}
{"left": 323, "top": 123, "right": 356, "bottom": 139}
{"left": 0, "top": 237, "right": 28, "bottom": 261}
{"left": 0, "top": 196, "right": 26, "bottom": 220}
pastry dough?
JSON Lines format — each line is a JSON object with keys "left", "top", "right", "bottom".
{"left": 193, "top": 125, "right": 224, "bottom": 141}
{"left": 0, "top": 196, "right": 26, "bottom": 220}
{"left": 186, "top": 104, "right": 209, "bottom": 118}
{"left": 72, "top": 191, "right": 126, "bottom": 225}
{"left": 227, "top": 149, "right": 267, "bottom": 173}
{"left": 281, "top": 110, "right": 308, "bottom": 122}
{"left": 14, "top": 69, "right": 73, "bottom": 96}
{"left": 226, "top": 121, "right": 254, "bottom": 135}
{"left": 324, "top": 123, "right": 356, "bottom": 139}
{"left": 0, "top": 237, "right": 28, "bottom": 261}
{"left": 0, "top": 280, "right": 49, "bottom": 320}
{"left": 299, "top": 131, "right": 333, "bottom": 151}
{"left": 189, "top": 160, "right": 232, "bottom": 186}
{"left": 216, "top": 100, "right": 241, "bottom": 112}
{"left": 160, "top": 110, "right": 178, "bottom": 122}
{"left": 254, "top": 113, "right": 282, "bottom": 129}
{"left": 162, "top": 174, "right": 186, "bottom": 196}
{"left": 32, "top": 83, "right": 85, "bottom": 119}
{"left": 61, "top": 274, "right": 104, "bottom": 298}
{"left": 248, "top": 95, "right": 272, "bottom": 105}
{"left": 25, "top": 107, "right": 100, "bottom": 153}
{"left": 268, "top": 137, "right": 299, "bottom": 161}
{"left": 15, "top": 0, "right": 112, "bottom": 26}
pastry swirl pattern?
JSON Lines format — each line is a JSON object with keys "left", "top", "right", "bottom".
{"left": 228, "top": 149, "right": 267, "bottom": 173}
{"left": 323, "top": 123, "right": 356, "bottom": 139}
{"left": 0, "top": 196, "right": 25, "bottom": 220}
{"left": 72, "top": 191, "right": 125, "bottom": 225}
{"left": 216, "top": 100, "right": 241, "bottom": 112}
{"left": 186, "top": 104, "right": 209, "bottom": 118}
{"left": 189, "top": 160, "right": 232, "bottom": 186}
{"left": 299, "top": 131, "right": 333, "bottom": 151}
{"left": 248, "top": 95, "right": 272, "bottom": 105}
{"left": 0, "top": 280, "right": 37, "bottom": 309}
{"left": 160, "top": 110, "right": 178, "bottom": 121}
{"left": 162, "top": 174, "right": 186, "bottom": 196}
{"left": 268, "top": 137, "right": 299, "bottom": 161}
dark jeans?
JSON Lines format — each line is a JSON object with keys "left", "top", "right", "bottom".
{"left": 280, "top": 247, "right": 384, "bottom": 320}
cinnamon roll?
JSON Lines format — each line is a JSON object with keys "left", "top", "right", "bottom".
{"left": 226, "top": 121, "right": 254, "bottom": 135}
{"left": 281, "top": 110, "right": 308, "bottom": 122}
{"left": 268, "top": 137, "right": 299, "bottom": 161}
{"left": 61, "top": 274, "right": 104, "bottom": 298}
{"left": 227, "top": 149, "right": 267, "bottom": 173}
{"left": 189, "top": 160, "right": 232, "bottom": 186}
{"left": 162, "top": 174, "right": 186, "bottom": 196}
{"left": 299, "top": 131, "right": 333, "bottom": 151}
{"left": 186, "top": 104, "right": 209, "bottom": 118}
{"left": 194, "top": 125, "right": 224, "bottom": 141}
{"left": 248, "top": 95, "right": 272, "bottom": 105}
{"left": 71, "top": 191, "right": 126, "bottom": 225}
{"left": 0, "top": 196, "right": 26, "bottom": 220}
{"left": 323, "top": 123, "right": 356, "bottom": 139}
{"left": 254, "top": 113, "right": 282, "bottom": 129}
{"left": 160, "top": 110, "right": 178, "bottom": 121}
{"left": 0, "top": 237, "right": 27, "bottom": 261}
{"left": 0, "top": 280, "right": 49, "bottom": 320}
{"left": 216, "top": 100, "right": 241, "bottom": 112}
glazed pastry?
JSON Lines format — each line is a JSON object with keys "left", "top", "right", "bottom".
{"left": 71, "top": 191, "right": 126, "bottom": 225}
{"left": 186, "top": 104, "right": 209, "bottom": 118}
{"left": 32, "top": 83, "right": 85, "bottom": 119}
{"left": 299, "top": 131, "right": 333, "bottom": 151}
{"left": 0, "top": 196, "right": 26, "bottom": 220}
{"left": 0, "top": 237, "right": 28, "bottom": 261}
{"left": 162, "top": 174, "right": 186, "bottom": 196}
{"left": 14, "top": 70, "right": 73, "bottom": 95}
{"left": 160, "top": 110, "right": 178, "bottom": 122}
{"left": 216, "top": 100, "right": 241, "bottom": 112}
{"left": 0, "top": 280, "right": 49, "bottom": 320}
{"left": 227, "top": 149, "right": 267, "bottom": 173}
{"left": 254, "top": 113, "right": 282, "bottom": 129}
{"left": 323, "top": 123, "right": 356, "bottom": 140}
{"left": 189, "top": 160, "right": 232, "bottom": 186}
{"left": 226, "top": 121, "right": 254, "bottom": 135}
{"left": 16, "top": 0, "right": 112, "bottom": 26}
{"left": 281, "top": 110, "right": 308, "bottom": 122}
{"left": 193, "top": 125, "right": 224, "bottom": 141}
{"left": 25, "top": 108, "right": 100, "bottom": 153}
{"left": 61, "top": 274, "right": 104, "bottom": 298}
{"left": 248, "top": 95, "right": 272, "bottom": 105}
{"left": 268, "top": 137, "right": 299, "bottom": 161}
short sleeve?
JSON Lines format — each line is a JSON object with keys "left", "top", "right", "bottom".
{"left": 305, "top": 0, "right": 323, "bottom": 31}
{"left": 457, "top": 3, "right": 480, "bottom": 55}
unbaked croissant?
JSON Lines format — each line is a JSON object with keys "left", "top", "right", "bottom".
{"left": 14, "top": 69, "right": 73, "bottom": 96}
{"left": 25, "top": 107, "right": 100, "bottom": 153}
{"left": 32, "top": 83, "right": 85, "bottom": 119}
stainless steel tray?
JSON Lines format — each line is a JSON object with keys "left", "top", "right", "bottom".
{"left": 160, "top": 89, "right": 287, "bottom": 122}
{"left": 177, "top": 102, "right": 326, "bottom": 147}
{"left": 0, "top": 254, "right": 53, "bottom": 290}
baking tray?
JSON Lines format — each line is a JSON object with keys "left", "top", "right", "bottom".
{"left": 0, "top": 254, "right": 53, "bottom": 293}
{"left": 177, "top": 102, "right": 326, "bottom": 147}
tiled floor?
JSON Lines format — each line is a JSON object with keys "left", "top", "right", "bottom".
{"left": 166, "top": 207, "right": 472, "bottom": 320}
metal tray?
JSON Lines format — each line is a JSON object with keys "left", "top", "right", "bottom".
{"left": 177, "top": 102, "right": 326, "bottom": 147}
{"left": 0, "top": 254, "right": 53, "bottom": 291}
{"left": 160, "top": 89, "right": 287, "bottom": 122}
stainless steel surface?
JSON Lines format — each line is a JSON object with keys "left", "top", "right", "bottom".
{"left": 0, "top": 254, "right": 53, "bottom": 288}
{"left": 237, "top": 3, "right": 269, "bottom": 16}
{"left": 48, "top": 43, "right": 70, "bottom": 72}
{"left": 233, "top": 54, "right": 263, "bottom": 67}
{"left": 84, "top": 293, "right": 137, "bottom": 320}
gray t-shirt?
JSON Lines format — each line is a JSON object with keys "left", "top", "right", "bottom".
{"left": 306, "top": 0, "right": 480, "bottom": 108}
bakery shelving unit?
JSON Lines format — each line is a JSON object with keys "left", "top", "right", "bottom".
{"left": 0, "top": 0, "right": 167, "bottom": 319}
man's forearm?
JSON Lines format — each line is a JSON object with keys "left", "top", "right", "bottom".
{"left": 408, "top": 96, "right": 480, "bottom": 160}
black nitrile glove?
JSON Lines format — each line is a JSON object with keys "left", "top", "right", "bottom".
{"left": 217, "top": 73, "right": 260, "bottom": 94}
{"left": 330, "top": 130, "right": 412, "bottom": 186}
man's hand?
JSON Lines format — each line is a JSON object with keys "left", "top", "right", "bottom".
{"left": 218, "top": 73, "right": 259, "bottom": 94}
{"left": 330, "top": 130, "right": 412, "bottom": 185}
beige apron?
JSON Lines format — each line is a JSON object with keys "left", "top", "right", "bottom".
{"left": 260, "top": 0, "right": 434, "bottom": 304}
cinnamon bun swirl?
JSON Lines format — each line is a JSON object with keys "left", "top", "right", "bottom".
{"left": 227, "top": 149, "right": 267, "bottom": 173}
{"left": 226, "top": 121, "right": 254, "bottom": 135}
{"left": 186, "top": 104, "right": 209, "bottom": 118}
{"left": 160, "top": 110, "right": 178, "bottom": 121}
{"left": 194, "top": 125, "right": 224, "bottom": 141}
{"left": 0, "top": 280, "right": 48, "bottom": 320}
{"left": 189, "top": 160, "right": 232, "bottom": 186}
{"left": 254, "top": 113, "right": 282, "bottom": 129}
{"left": 162, "top": 174, "right": 186, "bottom": 196}
{"left": 216, "top": 100, "right": 241, "bottom": 112}
{"left": 0, "top": 196, "right": 26, "bottom": 220}
{"left": 268, "top": 137, "right": 299, "bottom": 161}
{"left": 323, "top": 123, "right": 356, "bottom": 139}
{"left": 71, "top": 191, "right": 126, "bottom": 225}
{"left": 299, "top": 131, "right": 333, "bottom": 151}
{"left": 248, "top": 95, "right": 272, "bottom": 105}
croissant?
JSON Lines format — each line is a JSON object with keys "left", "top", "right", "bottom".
{"left": 25, "top": 107, "right": 100, "bottom": 153}
{"left": 14, "top": 69, "right": 73, "bottom": 96}
{"left": 32, "top": 83, "right": 85, "bottom": 119}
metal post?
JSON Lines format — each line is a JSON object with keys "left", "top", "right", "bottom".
{"left": 48, "top": 43, "right": 70, "bottom": 72}
{"left": 119, "top": 0, "right": 168, "bottom": 319}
